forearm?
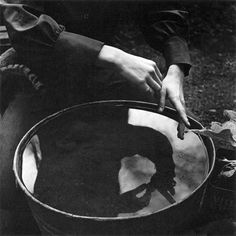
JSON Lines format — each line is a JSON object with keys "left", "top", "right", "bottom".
{"left": 1, "top": 1, "right": 104, "bottom": 70}
{"left": 164, "top": 37, "right": 191, "bottom": 76}
{"left": 140, "top": 3, "right": 192, "bottom": 76}
{"left": 96, "top": 45, "right": 122, "bottom": 70}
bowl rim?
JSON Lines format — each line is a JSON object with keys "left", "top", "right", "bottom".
{"left": 13, "top": 100, "right": 216, "bottom": 221}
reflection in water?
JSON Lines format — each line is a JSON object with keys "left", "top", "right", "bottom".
{"left": 22, "top": 106, "right": 209, "bottom": 217}
{"left": 128, "top": 108, "right": 209, "bottom": 204}
{"left": 22, "top": 135, "right": 42, "bottom": 193}
{"left": 117, "top": 153, "right": 177, "bottom": 216}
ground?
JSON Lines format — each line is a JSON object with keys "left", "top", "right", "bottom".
{"left": 186, "top": 2, "right": 236, "bottom": 126}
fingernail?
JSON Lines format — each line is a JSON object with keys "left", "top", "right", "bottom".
{"left": 187, "top": 120, "right": 191, "bottom": 127}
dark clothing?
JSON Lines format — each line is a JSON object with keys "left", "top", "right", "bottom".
{"left": 1, "top": 0, "right": 191, "bottom": 83}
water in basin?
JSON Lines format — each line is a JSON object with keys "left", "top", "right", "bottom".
{"left": 22, "top": 106, "right": 209, "bottom": 217}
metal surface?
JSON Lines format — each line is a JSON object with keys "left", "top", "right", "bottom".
{"left": 13, "top": 100, "right": 216, "bottom": 234}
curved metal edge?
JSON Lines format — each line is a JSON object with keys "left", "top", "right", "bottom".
{"left": 13, "top": 100, "right": 216, "bottom": 222}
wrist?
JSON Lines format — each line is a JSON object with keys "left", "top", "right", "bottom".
{"left": 96, "top": 45, "right": 124, "bottom": 71}
{"left": 167, "top": 64, "right": 185, "bottom": 77}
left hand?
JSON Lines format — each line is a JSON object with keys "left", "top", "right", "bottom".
{"left": 158, "top": 65, "right": 190, "bottom": 139}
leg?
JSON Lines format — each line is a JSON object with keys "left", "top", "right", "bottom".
{"left": 0, "top": 92, "right": 54, "bottom": 234}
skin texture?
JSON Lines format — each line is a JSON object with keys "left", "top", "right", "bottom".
{"left": 97, "top": 45, "right": 190, "bottom": 138}
{"left": 160, "top": 65, "right": 191, "bottom": 139}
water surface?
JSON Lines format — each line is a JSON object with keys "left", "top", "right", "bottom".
{"left": 22, "top": 106, "right": 209, "bottom": 217}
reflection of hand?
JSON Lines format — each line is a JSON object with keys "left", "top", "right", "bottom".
{"left": 118, "top": 184, "right": 152, "bottom": 212}
{"left": 150, "top": 172, "right": 176, "bottom": 196}
{"left": 97, "top": 45, "right": 162, "bottom": 99}
{"left": 158, "top": 65, "right": 190, "bottom": 139}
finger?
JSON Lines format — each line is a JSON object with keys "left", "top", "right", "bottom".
{"left": 132, "top": 184, "right": 148, "bottom": 196}
{"left": 153, "top": 64, "right": 163, "bottom": 83}
{"left": 136, "top": 188, "right": 152, "bottom": 206}
{"left": 171, "top": 98, "right": 190, "bottom": 127}
{"left": 146, "top": 76, "right": 161, "bottom": 94}
{"left": 153, "top": 70, "right": 163, "bottom": 87}
{"left": 177, "top": 119, "right": 186, "bottom": 140}
{"left": 180, "top": 93, "right": 186, "bottom": 107}
{"left": 158, "top": 87, "right": 166, "bottom": 112}
{"left": 140, "top": 82, "right": 155, "bottom": 98}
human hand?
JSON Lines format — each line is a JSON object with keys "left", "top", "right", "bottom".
{"left": 97, "top": 45, "right": 162, "bottom": 99}
{"left": 158, "top": 65, "right": 190, "bottom": 139}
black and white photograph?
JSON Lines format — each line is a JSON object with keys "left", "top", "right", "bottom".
{"left": 0, "top": 0, "right": 235, "bottom": 235}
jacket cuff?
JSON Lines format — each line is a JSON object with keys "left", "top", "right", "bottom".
{"left": 55, "top": 31, "right": 104, "bottom": 67}
{"left": 164, "top": 36, "right": 191, "bottom": 76}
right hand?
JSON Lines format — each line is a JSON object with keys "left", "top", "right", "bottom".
{"left": 97, "top": 45, "right": 162, "bottom": 99}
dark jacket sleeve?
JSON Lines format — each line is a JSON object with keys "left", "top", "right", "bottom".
{"left": 1, "top": 1, "right": 104, "bottom": 74}
{"left": 140, "top": 3, "right": 191, "bottom": 76}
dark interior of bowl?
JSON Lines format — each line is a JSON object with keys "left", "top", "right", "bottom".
{"left": 22, "top": 102, "right": 210, "bottom": 218}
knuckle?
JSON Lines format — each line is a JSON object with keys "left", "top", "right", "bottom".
{"left": 171, "top": 96, "right": 179, "bottom": 102}
{"left": 148, "top": 67, "right": 155, "bottom": 75}
{"left": 145, "top": 86, "right": 151, "bottom": 93}
{"left": 143, "top": 86, "right": 154, "bottom": 95}
{"left": 144, "top": 85, "right": 149, "bottom": 92}
{"left": 149, "top": 60, "right": 156, "bottom": 67}
{"left": 137, "top": 78, "right": 146, "bottom": 85}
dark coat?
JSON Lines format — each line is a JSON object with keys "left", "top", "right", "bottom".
{"left": 1, "top": 0, "right": 191, "bottom": 83}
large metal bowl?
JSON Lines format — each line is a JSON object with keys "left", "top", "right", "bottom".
{"left": 13, "top": 100, "right": 215, "bottom": 235}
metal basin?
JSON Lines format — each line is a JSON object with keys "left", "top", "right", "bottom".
{"left": 13, "top": 100, "right": 215, "bottom": 235}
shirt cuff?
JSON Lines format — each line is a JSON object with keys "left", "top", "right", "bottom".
{"left": 164, "top": 36, "right": 191, "bottom": 76}
{"left": 55, "top": 31, "right": 104, "bottom": 67}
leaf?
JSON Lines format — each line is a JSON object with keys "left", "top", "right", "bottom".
{"left": 224, "top": 110, "right": 236, "bottom": 122}
{"left": 189, "top": 110, "right": 236, "bottom": 150}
